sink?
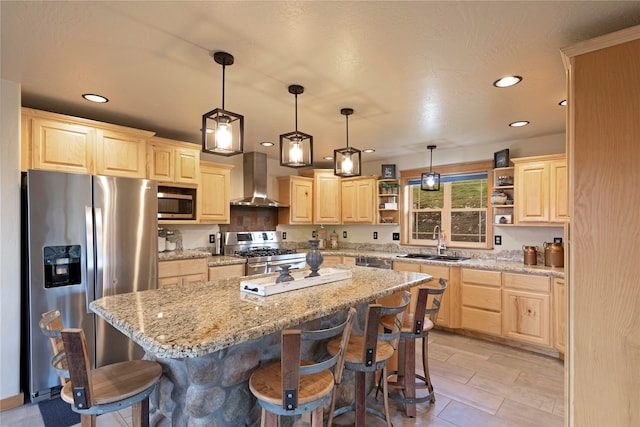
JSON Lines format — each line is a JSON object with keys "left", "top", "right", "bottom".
{"left": 397, "top": 254, "right": 469, "bottom": 262}
{"left": 425, "top": 255, "right": 469, "bottom": 262}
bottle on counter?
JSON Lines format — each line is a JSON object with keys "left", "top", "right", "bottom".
{"left": 316, "top": 227, "right": 327, "bottom": 250}
{"left": 330, "top": 230, "right": 339, "bottom": 249}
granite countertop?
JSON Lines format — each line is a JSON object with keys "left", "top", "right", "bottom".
{"left": 157, "top": 248, "right": 563, "bottom": 278}
{"left": 158, "top": 250, "right": 246, "bottom": 267}
{"left": 322, "top": 249, "right": 565, "bottom": 278}
{"left": 90, "top": 265, "right": 431, "bottom": 359}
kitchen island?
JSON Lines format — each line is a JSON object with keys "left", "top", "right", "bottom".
{"left": 90, "top": 264, "right": 432, "bottom": 426}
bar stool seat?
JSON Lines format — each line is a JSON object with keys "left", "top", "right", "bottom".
{"left": 386, "top": 278, "right": 448, "bottom": 417}
{"left": 39, "top": 309, "right": 162, "bottom": 427}
{"left": 249, "top": 308, "right": 356, "bottom": 427}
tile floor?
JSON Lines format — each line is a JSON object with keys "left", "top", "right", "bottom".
{"left": 0, "top": 330, "right": 564, "bottom": 426}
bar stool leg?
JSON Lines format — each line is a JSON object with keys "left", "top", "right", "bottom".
{"left": 404, "top": 336, "right": 417, "bottom": 417}
{"left": 355, "top": 371, "right": 367, "bottom": 426}
{"left": 422, "top": 335, "right": 435, "bottom": 403}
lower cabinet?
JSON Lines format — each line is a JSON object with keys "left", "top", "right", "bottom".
{"left": 393, "top": 261, "right": 457, "bottom": 328}
{"left": 158, "top": 258, "right": 208, "bottom": 288}
{"left": 461, "top": 268, "right": 502, "bottom": 336}
{"left": 553, "top": 277, "right": 566, "bottom": 354}
{"left": 208, "top": 264, "right": 245, "bottom": 281}
{"left": 322, "top": 255, "right": 342, "bottom": 264}
{"left": 342, "top": 256, "right": 356, "bottom": 265}
{"left": 502, "top": 272, "right": 551, "bottom": 346}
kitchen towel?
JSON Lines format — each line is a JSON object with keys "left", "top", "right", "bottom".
{"left": 38, "top": 397, "right": 80, "bottom": 427}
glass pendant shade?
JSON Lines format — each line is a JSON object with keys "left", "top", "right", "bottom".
{"left": 334, "top": 108, "right": 361, "bottom": 177}
{"left": 280, "top": 85, "right": 313, "bottom": 168}
{"left": 202, "top": 109, "right": 244, "bottom": 156}
{"left": 202, "top": 51, "right": 244, "bottom": 156}
{"left": 421, "top": 145, "right": 440, "bottom": 191}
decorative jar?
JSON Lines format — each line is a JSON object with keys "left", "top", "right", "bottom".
{"left": 306, "top": 240, "right": 324, "bottom": 277}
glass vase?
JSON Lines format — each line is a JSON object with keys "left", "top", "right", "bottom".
{"left": 306, "top": 239, "right": 324, "bottom": 277}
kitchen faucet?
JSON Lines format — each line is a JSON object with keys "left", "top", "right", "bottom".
{"left": 433, "top": 225, "right": 446, "bottom": 255}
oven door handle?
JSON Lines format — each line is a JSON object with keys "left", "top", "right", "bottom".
{"left": 269, "top": 259, "right": 306, "bottom": 268}
{"left": 247, "top": 262, "right": 267, "bottom": 269}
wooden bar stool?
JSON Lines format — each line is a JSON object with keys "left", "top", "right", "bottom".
{"left": 249, "top": 307, "right": 356, "bottom": 427}
{"left": 386, "top": 278, "right": 448, "bottom": 417}
{"left": 39, "top": 309, "right": 162, "bottom": 427}
{"left": 327, "top": 291, "right": 411, "bottom": 427}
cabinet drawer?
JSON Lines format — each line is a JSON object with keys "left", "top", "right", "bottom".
{"left": 462, "top": 307, "right": 502, "bottom": 336}
{"left": 323, "top": 255, "right": 343, "bottom": 264}
{"left": 393, "top": 261, "right": 421, "bottom": 272}
{"left": 462, "top": 284, "right": 501, "bottom": 311}
{"left": 208, "top": 264, "right": 245, "bottom": 281}
{"left": 503, "top": 272, "right": 550, "bottom": 293}
{"left": 159, "top": 258, "right": 208, "bottom": 278}
{"left": 462, "top": 268, "right": 501, "bottom": 287}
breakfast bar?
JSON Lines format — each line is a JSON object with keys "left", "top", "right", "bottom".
{"left": 90, "top": 265, "right": 432, "bottom": 426}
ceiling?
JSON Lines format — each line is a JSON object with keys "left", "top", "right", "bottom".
{"left": 2, "top": 1, "right": 640, "bottom": 167}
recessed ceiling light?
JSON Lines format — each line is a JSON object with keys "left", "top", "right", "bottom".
{"left": 493, "top": 76, "right": 523, "bottom": 88}
{"left": 323, "top": 156, "right": 333, "bottom": 161}
{"left": 559, "top": 100, "right": 567, "bottom": 106}
{"left": 509, "top": 120, "right": 530, "bottom": 127}
{"left": 363, "top": 148, "right": 375, "bottom": 153}
{"left": 260, "top": 141, "right": 274, "bottom": 147}
{"left": 82, "top": 93, "right": 108, "bottom": 103}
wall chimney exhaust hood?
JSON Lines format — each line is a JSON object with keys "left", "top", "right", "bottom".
{"left": 231, "top": 152, "right": 287, "bottom": 207}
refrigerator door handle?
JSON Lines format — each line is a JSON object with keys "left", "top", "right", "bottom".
{"left": 94, "top": 207, "right": 104, "bottom": 300}
{"left": 85, "top": 206, "right": 96, "bottom": 313}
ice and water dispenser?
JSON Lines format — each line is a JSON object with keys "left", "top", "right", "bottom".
{"left": 43, "top": 245, "right": 81, "bottom": 288}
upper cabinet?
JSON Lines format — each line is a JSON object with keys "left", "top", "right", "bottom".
{"left": 198, "top": 161, "right": 233, "bottom": 224}
{"left": 300, "top": 169, "right": 341, "bottom": 224}
{"left": 341, "top": 176, "right": 376, "bottom": 224}
{"left": 513, "top": 154, "right": 568, "bottom": 225}
{"left": 21, "top": 108, "right": 152, "bottom": 178}
{"left": 147, "top": 137, "right": 200, "bottom": 185}
{"left": 277, "top": 176, "right": 313, "bottom": 224}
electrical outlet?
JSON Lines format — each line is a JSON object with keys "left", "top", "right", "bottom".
{"left": 209, "top": 234, "right": 215, "bottom": 244}
{"left": 343, "top": 231, "right": 347, "bottom": 239}
{"left": 554, "top": 237, "right": 563, "bottom": 244}
{"left": 392, "top": 232, "right": 400, "bottom": 241}
{"left": 373, "top": 232, "right": 378, "bottom": 239}
{"left": 282, "top": 232, "right": 287, "bottom": 240}
{"left": 494, "top": 235, "right": 502, "bottom": 245}
{"left": 312, "top": 231, "right": 316, "bottom": 238}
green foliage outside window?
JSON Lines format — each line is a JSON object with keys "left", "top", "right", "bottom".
{"left": 410, "top": 176, "right": 488, "bottom": 246}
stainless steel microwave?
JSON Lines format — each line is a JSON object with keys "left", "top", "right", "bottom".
{"left": 157, "top": 186, "right": 196, "bottom": 219}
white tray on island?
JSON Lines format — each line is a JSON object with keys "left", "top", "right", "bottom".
{"left": 240, "top": 268, "right": 352, "bottom": 296}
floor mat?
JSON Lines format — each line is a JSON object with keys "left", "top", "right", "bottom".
{"left": 38, "top": 398, "right": 80, "bottom": 427}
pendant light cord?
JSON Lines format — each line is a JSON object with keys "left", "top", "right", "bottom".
{"left": 294, "top": 93, "right": 298, "bottom": 132}
{"left": 220, "top": 63, "right": 226, "bottom": 110}
{"left": 345, "top": 114, "right": 349, "bottom": 148}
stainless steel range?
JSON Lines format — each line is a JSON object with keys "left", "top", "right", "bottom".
{"left": 224, "top": 231, "right": 306, "bottom": 275}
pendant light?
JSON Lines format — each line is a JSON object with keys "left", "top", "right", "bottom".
{"left": 421, "top": 145, "right": 440, "bottom": 191}
{"left": 280, "top": 85, "right": 313, "bottom": 168}
{"left": 202, "top": 51, "right": 244, "bottom": 156}
{"left": 334, "top": 108, "right": 361, "bottom": 177}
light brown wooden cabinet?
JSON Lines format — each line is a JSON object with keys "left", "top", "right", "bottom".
{"left": 393, "top": 261, "right": 458, "bottom": 328}
{"left": 513, "top": 154, "right": 568, "bottom": 224}
{"left": 322, "top": 255, "right": 343, "bottom": 264}
{"left": 300, "top": 169, "right": 341, "bottom": 224}
{"left": 147, "top": 137, "right": 200, "bottom": 185}
{"left": 198, "top": 161, "right": 233, "bottom": 224}
{"left": 22, "top": 108, "right": 152, "bottom": 178}
{"left": 208, "top": 264, "right": 245, "bottom": 281}
{"left": 341, "top": 177, "right": 376, "bottom": 224}
{"left": 501, "top": 272, "right": 551, "bottom": 346}
{"left": 461, "top": 268, "right": 502, "bottom": 336}
{"left": 158, "top": 258, "right": 208, "bottom": 288}
{"left": 552, "top": 277, "right": 565, "bottom": 354}
{"left": 277, "top": 176, "right": 314, "bottom": 224}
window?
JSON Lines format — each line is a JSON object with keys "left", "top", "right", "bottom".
{"left": 406, "top": 172, "right": 488, "bottom": 248}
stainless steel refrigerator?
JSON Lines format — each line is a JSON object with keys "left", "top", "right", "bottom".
{"left": 22, "top": 169, "right": 158, "bottom": 402}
